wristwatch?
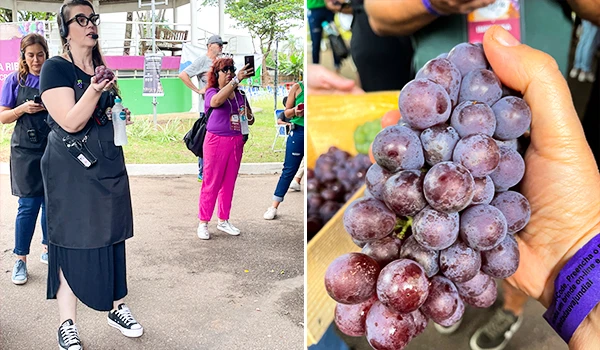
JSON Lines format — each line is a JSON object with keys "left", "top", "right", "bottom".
{"left": 231, "top": 76, "right": 240, "bottom": 86}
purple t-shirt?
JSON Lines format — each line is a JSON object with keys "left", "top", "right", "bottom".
{"left": 204, "top": 87, "right": 246, "bottom": 137}
{"left": 0, "top": 72, "right": 40, "bottom": 108}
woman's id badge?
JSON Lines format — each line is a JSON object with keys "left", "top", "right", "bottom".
{"left": 230, "top": 114, "right": 241, "bottom": 131}
{"left": 239, "top": 106, "right": 249, "bottom": 135}
{"left": 467, "top": 0, "right": 521, "bottom": 43}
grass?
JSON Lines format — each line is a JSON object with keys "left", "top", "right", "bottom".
{"left": 0, "top": 95, "right": 285, "bottom": 164}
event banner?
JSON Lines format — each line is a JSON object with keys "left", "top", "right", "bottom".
{"left": 143, "top": 54, "right": 165, "bottom": 97}
{"left": 0, "top": 38, "right": 22, "bottom": 95}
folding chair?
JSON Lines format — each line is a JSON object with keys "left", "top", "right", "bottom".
{"left": 271, "top": 109, "right": 288, "bottom": 152}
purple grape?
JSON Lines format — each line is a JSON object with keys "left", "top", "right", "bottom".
{"left": 436, "top": 294, "right": 465, "bottom": 327}
{"left": 365, "top": 163, "right": 392, "bottom": 202}
{"left": 452, "top": 134, "right": 500, "bottom": 178}
{"left": 437, "top": 52, "right": 449, "bottom": 59}
{"left": 481, "top": 234, "right": 520, "bottom": 279}
{"left": 450, "top": 100, "right": 496, "bottom": 137}
{"left": 439, "top": 239, "right": 482, "bottom": 283}
{"left": 411, "top": 309, "right": 429, "bottom": 336}
{"left": 362, "top": 236, "right": 402, "bottom": 268}
{"left": 420, "top": 124, "right": 460, "bottom": 166}
{"left": 324, "top": 253, "right": 380, "bottom": 304}
{"left": 423, "top": 162, "right": 475, "bottom": 213}
{"left": 365, "top": 301, "right": 416, "bottom": 350}
{"left": 412, "top": 206, "right": 459, "bottom": 250}
{"left": 471, "top": 176, "right": 495, "bottom": 205}
{"left": 459, "top": 69, "right": 502, "bottom": 106}
{"left": 415, "top": 58, "right": 462, "bottom": 106}
{"left": 353, "top": 238, "right": 369, "bottom": 248}
{"left": 447, "top": 42, "right": 488, "bottom": 77}
{"left": 489, "top": 146, "right": 525, "bottom": 191}
{"left": 460, "top": 204, "right": 508, "bottom": 251}
{"left": 343, "top": 198, "right": 397, "bottom": 242}
{"left": 399, "top": 235, "right": 440, "bottom": 277}
{"left": 398, "top": 79, "right": 452, "bottom": 130}
{"left": 490, "top": 191, "right": 531, "bottom": 234}
{"left": 376, "top": 259, "right": 429, "bottom": 314}
{"left": 382, "top": 170, "right": 427, "bottom": 217}
{"left": 492, "top": 96, "right": 531, "bottom": 140}
{"left": 319, "top": 201, "right": 341, "bottom": 223}
{"left": 421, "top": 276, "right": 461, "bottom": 324}
{"left": 494, "top": 138, "right": 520, "bottom": 152}
{"left": 462, "top": 279, "right": 497, "bottom": 308}
{"left": 335, "top": 295, "right": 378, "bottom": 336}
{"left": 372, "top": 125, "right": 424, "bottom": 172}
{"left": 455, "top": 270, "right": 493, "bottom": 297}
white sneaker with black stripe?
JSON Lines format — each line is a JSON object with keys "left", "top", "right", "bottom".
{"left": 107, "top": 303, "right": 144, "bottom": 338}
{"left": 57, "top": 319, "right": 82, "bottom": 350}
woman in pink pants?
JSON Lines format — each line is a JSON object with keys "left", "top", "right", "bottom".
{"left": 197, "top": 56, "right": 254, "bottom": 239}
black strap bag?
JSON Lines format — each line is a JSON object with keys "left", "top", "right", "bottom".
{"left": 184, "top": 108, "right": 213, "bottom": 158}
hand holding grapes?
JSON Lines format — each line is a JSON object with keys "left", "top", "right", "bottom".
{"left": 482, "top": 27, "right": 600, "bottom": 308}
{"left": 91, "top": 65, "right": 116, "bottom": 93}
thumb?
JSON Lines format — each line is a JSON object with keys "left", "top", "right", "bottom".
{"left": 482, "top": 26, "right": 590, "bottom": 159}
{"left": 319, "top": 69, "right": 357, "bottom": 92}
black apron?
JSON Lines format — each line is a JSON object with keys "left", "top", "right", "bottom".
{"left": 41, "top": 59, "right": 133, "bottom": 249}
{"left": 9, "top": 85, "right": 50, "bottom": 197}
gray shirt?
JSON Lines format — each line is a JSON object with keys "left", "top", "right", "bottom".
{"left": 183, "top": 55, "right": 212, "bottom": 113}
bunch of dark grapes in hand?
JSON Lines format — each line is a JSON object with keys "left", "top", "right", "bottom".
{"left": 308, "top": 147, "right": 373, "bottom": 241}
{"left": 324, "top": 42, "right": 531, "bottom": 350}
{"left": 94, "top": 65, "right": 115, "bottom": 83}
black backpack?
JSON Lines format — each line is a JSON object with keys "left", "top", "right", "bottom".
{"left": 184, "top": 108, "right": 213, "bottom": 158}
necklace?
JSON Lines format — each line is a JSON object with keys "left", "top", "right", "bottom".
{"left": 226, "top": 92, "right": 240, "bottom": 115}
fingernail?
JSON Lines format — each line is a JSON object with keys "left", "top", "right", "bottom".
{"left": 493, "top": 27, "right": 520, "bottom": 47}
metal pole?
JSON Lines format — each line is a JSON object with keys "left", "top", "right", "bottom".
{"left": 218, "top": 0, "right": 225, "bottom": 37}
{"left": 151, "top": 0, "right": 157, "bottom": 126}
{"left": 274, "top": 38, "right": 278, "bottom": 112}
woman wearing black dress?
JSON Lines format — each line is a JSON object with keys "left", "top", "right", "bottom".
{"left": 40, "top": 1, "right": 142, "bottom": 348}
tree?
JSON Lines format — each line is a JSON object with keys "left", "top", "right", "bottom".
{"left": 202, "top": 0, "right": 303, "bottom": 85}
{"left": 0, "top": 10, "right": 55, "bottom": 23}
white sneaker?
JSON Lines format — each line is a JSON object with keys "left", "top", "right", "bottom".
{"left": 570, "top": 67, "right": 579, "bottom": 79}
{"left": 197, "top": 222, "right": 210, "bottom": 240}
{"left": 289, "top": 180, "right": 301, "bottom": 192}
{"left": 263, "top": 207, "right": 277, "bottom": 220}
{"left": 578, "top": 70, "right": 587, "bottom": 82}
{"left": 434, "top": 317, "right": 463, "bottom": 335}
{"left": 585, "top": 72, "right": 596, "bottom": 83}
{"left": 217, "top": 220, "right": 241, "bottom": 236}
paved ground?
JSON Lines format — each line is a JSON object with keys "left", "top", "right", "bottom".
{"left": 0, "top": 174, "right": 304, "bottom": 350}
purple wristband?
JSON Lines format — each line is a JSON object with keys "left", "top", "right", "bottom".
{"left": 543, "top": 233, "right": 600, "bottom": 343}
{"left": 422, "top": 0, "right": 442, "bottom": 16}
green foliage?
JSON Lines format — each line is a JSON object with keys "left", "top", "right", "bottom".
{"left": 265, "top": 50, "right": 304, "bottom": 80}
{"left": 0, "top": 10, "right": 55, "bottom": 22}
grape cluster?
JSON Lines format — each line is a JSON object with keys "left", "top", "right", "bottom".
{"left": 308, "top": 147, "right": 373, "bottom": 241}
{"left": 94, "top": 65, "right": 115, "bottom": 83}
{"left": 324, "top": 42, "right": 532, "bottom": 350}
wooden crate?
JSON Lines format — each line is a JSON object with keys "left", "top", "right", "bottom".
{"left": 306, "top": 91, "right": 399, "bottom": 346}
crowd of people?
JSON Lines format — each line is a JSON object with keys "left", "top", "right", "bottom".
{"left": 308, "top": 1, "right": 600, "bottom": 350}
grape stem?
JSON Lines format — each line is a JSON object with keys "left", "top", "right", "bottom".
{"left": 393, "top": 216, "right": 413, "bottom": 240}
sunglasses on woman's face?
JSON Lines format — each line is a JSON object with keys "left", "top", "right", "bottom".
{"left": 220, "top": 66, "right": 236, "bottom": 74}
{"left": 67, "top": 13, "right": 100, "bottom": 27}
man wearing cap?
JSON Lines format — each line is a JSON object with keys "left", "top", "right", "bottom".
{"left": 179, "top": 35, "right": 227, "bottom": 182}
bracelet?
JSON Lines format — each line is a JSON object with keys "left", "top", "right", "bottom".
{"left": 422, "top": 0, "right": 443, "bottom": 16}
{"left": 543, "top": 233, "right": 600, "bottom": 343}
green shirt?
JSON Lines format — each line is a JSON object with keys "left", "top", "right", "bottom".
{"left": 291, "top": 82, "right": 304, "bottom": 127}
{"left": 307, "top": 0, "right": 326, "bottom": 10}
{"left": 413, "top": 0, "right": 571, "bottom": 76}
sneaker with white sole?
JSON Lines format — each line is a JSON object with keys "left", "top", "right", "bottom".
{"left": 197, "top": 222, "right": 210, "bottom": 240}
{"left": 263, "top": 207, "right": 277, "bottom": 220}
{"left": 11, "top": 259, "right": 27, "bottom": 285}
{"left": 41, "top": 251, "right": 48, "bottom": 265}
{"left": 434, "top": 317, "right": 463, "bottom": 335}
{"left": 470, "top": 308, "right": 523, "bottom": 350}
{"left": 585, "top": 71, "right": 596, "bottom": 83}
{"left": 217, "top": 220, "right": 241, "bottom": 235}
{"left": 107, "top": 303, "right": 144, "bottom": 338}
{"left": 570, "top": 67, "right": 579, "bottom": 79}
{"left": 289, "top": 180, "right": 301, "bottom": 192}
{"left": 57, "top": 319, "right": 82, "bottom": 350}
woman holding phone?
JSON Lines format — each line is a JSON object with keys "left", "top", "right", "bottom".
{"left": 0, "top": 33, "right": 50, "bottom": 285}
{"left": 264, "top": 81, "right": 304, "bottom": 220}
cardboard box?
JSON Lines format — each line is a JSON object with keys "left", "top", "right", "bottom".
{"left": 306, "top": 91, "right": 399, "bottom": 346}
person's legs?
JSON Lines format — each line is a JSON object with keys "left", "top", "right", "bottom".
{"left": 308, "top": 8, "right": 326, "bottom": 64}
{"left": 290, "top": 157, "right": 304, "bottom": 191}
{"left": 199, "top": 133, "right": 227, "bottom": 223}
{"left": 14, "top": 196, "right": 44, "bottom": 260}
{"left": 57, "top": 269, "right": 78, "bottom": 324}
{"left": 217, "top": 136, "right": 244, "bottom": 221}
{"left": 574, "top": 23, "right": 588, "bottom": 70}
{"left": 40, "top": 198, "right": 48, "bottom": 263}
{"left": 198, "top": 157, "right": 204, "bottom": 181}
{"left": 469, "top": 281, "right": 526, "bottom": 350}
{"left": 322, "top": 9, "right": 342, "bottom": 70}
{"left": 580, "top": 21, "right": 599, "bottom": 73}
{"left": 265, "top": 127, "right": 304, "bottom": 219}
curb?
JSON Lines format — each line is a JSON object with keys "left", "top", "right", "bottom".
{"left": 0, "top": 162, "right": 283, "bottom": 176}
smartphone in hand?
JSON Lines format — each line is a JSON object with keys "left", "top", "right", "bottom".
{"left": 244, "top": 55, "right": 256, "bottom": 77}
{"left": 33, "top": 95, "right": 42, "bottom": 104}
{"left": 296, "top": 103, "right": 304, "bottom": 111}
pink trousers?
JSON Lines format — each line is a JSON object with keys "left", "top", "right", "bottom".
{"left": 198, "top": 132, "right": 244, "bottom": 221}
